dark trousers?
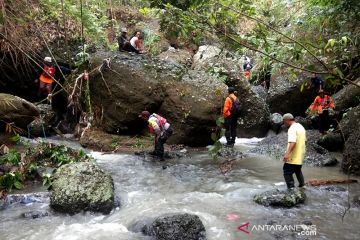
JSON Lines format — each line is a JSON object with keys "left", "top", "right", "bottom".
{"left": 318, "top": 110, "right": 329, "bottom": 134}
{"left": 120, "top": 42, "right": 139, "bottom": 54}
{"left": 224, "top": 116, "right": 237, "bottom": 145}
{"left": 154, "top": 127, "right": 173, "bottom": 158}
{"left": 283, "top": 163, "right": 305, "bottom": 189}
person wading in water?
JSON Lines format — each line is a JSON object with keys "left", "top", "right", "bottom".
{"left": 139, "top": 111, "right": 173, "bottom": 161}
{"left": 282, "top": 113, "right": 306, "bottom": 190}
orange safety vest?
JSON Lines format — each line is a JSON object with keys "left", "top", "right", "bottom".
{"left": 310, "top": 95, "right": 334, "bottom": 114}
{"left": 223, "top": 94, "right": 237, "bottom": 118}
{"left": 39, "top": 65, "right": 56, "bottom": 84}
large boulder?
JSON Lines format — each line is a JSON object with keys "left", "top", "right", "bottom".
{"left": 89, "top": 51, "right": 225, "bottom": 147}
{"left": 235, "top": 79, "right": 270, "bottom": 137}
{"left": 0, "top": 93, "right": 39, "bottom": 129}
{"left": 141, "top": 214, "right": 207, "bottom": 240}
{"left": 338, "top": 105, "right": 360, "bottom": 140}
{"left": 251, "top": 130, "right": 338, "bottom": 167}
{"left": 332, "top": 80, "right": 360, "bottom": 112}
{"left": 90, "top": 50, "right": 270, "bottom": 145}
{"left": 267, "top": 70, "right": 313, "bottom": 116}
{"left": 158, "top": 47, "right": 193, "bottom": 66}
{"left": 254, "top": 188, "right": 306, "bottom": 208}
{"left": 50, "top": 162, "right": 114, "bottom": 214}
{"left": 342, "top": 107, "right": 360, "bottom": 175}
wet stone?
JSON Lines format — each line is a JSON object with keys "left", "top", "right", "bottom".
{"left": 254, "top": 188, "right": 306, "bottom": 208}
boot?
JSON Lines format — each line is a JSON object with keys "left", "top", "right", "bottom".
{"left": 284, "top": 174, "right": 295, "bottom": 189}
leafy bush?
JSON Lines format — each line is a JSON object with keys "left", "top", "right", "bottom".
{"left": 0, "top": 172, "right": 24, "bottom": 191}
{"left": 0, "top": 149, "right": 21, "bottom": 165}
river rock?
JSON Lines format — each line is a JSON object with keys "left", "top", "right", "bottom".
{"left": 267, "top": 70, "right": 313, "bottom": 116}
{"left": 27, "top": 104, "right": 57, "bottom": 137}
{"left": 254, "top": 188, "right": 306, "bottom": 208}
{"left": 22, "top": 210, "right": 50, "bottom": 219}
{"left": 141, "top": 213, "right": 207, "bottom": 240}
{"left": 340, "top": 105, "right": 360, "bottom": 175}
{"left": 270, "top": 113, "right": 283, "bottom": 133}
{"left": 0, "top": 93, "right": 39, "bottom": 129}
{"left": 339, "top": 105, "right": 360, "bottom": 140}
{"left": 250, "top": 130, "right": 337, "bottom": 167}
{"left": 0, "top": 192, "right": 49, "bottom": 210}
{"left": 332, "top": 80, "right": 360, "bottom": 112}
{"left": 50, "top": 162, "right": 114, "bottom": 214}
{"left": 342, "top": 132, "right": 360, "bottom": 175}
{"left": 316, "top": 133, "right": 344, "bottom": 152}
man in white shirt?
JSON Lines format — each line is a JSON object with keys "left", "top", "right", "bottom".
{"left": 282, "top": 113, "right": 306, "bottom": 189}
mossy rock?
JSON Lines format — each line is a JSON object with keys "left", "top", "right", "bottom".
{"left": 254, "top": 188, "right": 306, "bottom": 208}
{"left": 50, "top": 162, "right": 114, "bottom": 214}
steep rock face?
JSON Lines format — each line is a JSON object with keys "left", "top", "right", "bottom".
{"left": 49, "top": 162, "right": 114, "bottom": 214}
{"left": 90, "top": 51, "right": 225, "bottom": 147}
{"left": 0, "top": 93, "right": 39, "bottom": 129}
{"left": 267, "top": 70, "right": 313, "bottom": 116}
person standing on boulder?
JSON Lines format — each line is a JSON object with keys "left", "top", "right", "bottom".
{"left": 309, "top": 73, "right": 324, "bottom": 98}
{"left": 139, "top": 111, "right": 173, "bottom": 160}
{"left": 223, "top": 87, "right": 241, "bottom": 147}
{"left": 282, "top": 113, "right": 306, "bottom": 189}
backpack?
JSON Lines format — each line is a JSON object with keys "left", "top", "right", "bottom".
{"left": 230, "top": 97, "right": 241, "bottom": 117}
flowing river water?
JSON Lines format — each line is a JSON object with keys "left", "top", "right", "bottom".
{"left": 1, "top": 137, "right": 359, "bottom": 240}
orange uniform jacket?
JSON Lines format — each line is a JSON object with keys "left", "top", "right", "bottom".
{"left": 223, "top": 93, "right": 237, "bottom": 118}
{"left": 310, "top": 95, "right": 335, "bottom": 114}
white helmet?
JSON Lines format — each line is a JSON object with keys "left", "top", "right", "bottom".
{"left": 44, "top": 57, "right": 52, "bottom": 63}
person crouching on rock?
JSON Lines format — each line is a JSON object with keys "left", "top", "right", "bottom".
{"left": 309, "top": 89, "right": 335, "bottom": 135}
{"left": 35, "top": 57, "right": 56, "bottom": 102}
{"left": 139, "top": 111, "right": 173, "bottom": 160}
{"left": 282, "top": 113, "right": 306, "bottom": 190}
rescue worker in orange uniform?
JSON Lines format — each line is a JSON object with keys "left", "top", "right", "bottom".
{"left": 36, "top": 57, "right": 56, "bottom": 100}
{"left": 310, "top": 89, "right": 335, "bottom": 134}
{"left": 223, "top": 87, "right": 240, "bottom": 146}
{"left": 139, "top": 111, "right": 173, "bottom": 160}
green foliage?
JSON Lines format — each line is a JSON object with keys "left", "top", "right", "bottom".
{"left": 0, "top": 172, "right": 24, "bottom": 191}
{"left": 143, "top": 27, "right": 161, "bottom": 54}
{"left": 0, "top": 149, "right": 21, "bottom": 165}
{"left": 40, "top": 143, "right": 90, "bottom": 167}
{"left": 208, "top": 116, "right": 225, "bottom": 161}
{"left": 42, "top": 173, "right": 52, "bottom": 188}
{"left": 40, "top": 0, "right": 110, "bottom": 44}
{"left": 75, "top": 44, "right": 90, "bottom": 67}
{"left": 132, "top": 137, "right": 145, "bottom": 149}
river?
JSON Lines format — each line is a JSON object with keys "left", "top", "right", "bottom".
{"left": 1, "top": 137, "right": 359, "bottom": 240}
